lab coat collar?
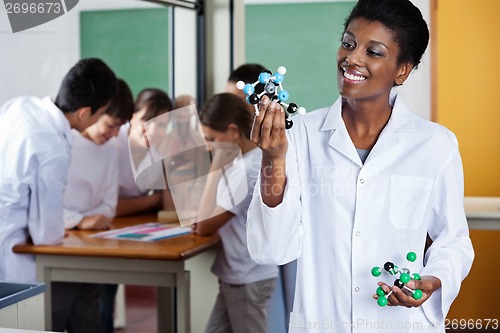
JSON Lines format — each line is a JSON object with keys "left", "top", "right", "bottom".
{"left": 320, "top": 90, "right": 415, "bottom": 166}
{"left": 42, "top": 96, "right": 73, "bottom": 147}
{"left": 320, "top": 90, "right": 414, "bottom": 132}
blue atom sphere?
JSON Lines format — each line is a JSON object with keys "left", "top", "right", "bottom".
{"left": 259, "top": 72, "right": 271, "bottom": 84}
{"left": 243, "top": 84, "right": 254, "bottom": 95}
{"left": 273, "top": 72, "right": 284, "bottom": 83}
{"left": 278, "top": 90, "right": 289, "bottom": 102}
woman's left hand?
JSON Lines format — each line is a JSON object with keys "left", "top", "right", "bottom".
{"left": 373, "top": 275, "right": 441, "bottom": 308}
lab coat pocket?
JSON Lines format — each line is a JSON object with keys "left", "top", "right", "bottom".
{"left": 390, "top": 175, "right": 433, "bottom": 229}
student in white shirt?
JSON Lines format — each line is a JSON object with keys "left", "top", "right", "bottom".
{"left": 0, "top": 58, "right": 117, "bottom": 284}
{"left": 247, "top": 1, "right": 474, "bottom": 332}
{"left": 52, "top": 79, "right": 134, "bottom": 333}
{"left": 228, "top": 63, "right": 296, "bottom": 333}
{"left": 196, "top": 93, "right": 278, "bottom": 333}
{"left": 116, "top": 88, "right": 173, "bottom": 216}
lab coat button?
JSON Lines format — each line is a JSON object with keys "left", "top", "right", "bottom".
{"left": 355, "top": 231, "right": 360, "bottom": 237}
{"left": 354, "top": 287, "right": 360, "bottom": 292}
{"left": 359, "top": 179, "right": 364, "bottom": 184}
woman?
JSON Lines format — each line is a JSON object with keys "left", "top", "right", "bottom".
{"left": 247, "top": 0, "right": 474, "bottom": 332}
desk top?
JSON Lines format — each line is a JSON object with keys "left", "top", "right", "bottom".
{"left": 464, "top": 196, "right": 500, "bottom": 219}
{"left": 13, "top": 214, "right": 219, "bottom": 261}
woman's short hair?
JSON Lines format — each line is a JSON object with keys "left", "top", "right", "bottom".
{"left": 343, "top": 0, "right": 429, "bottom": 69}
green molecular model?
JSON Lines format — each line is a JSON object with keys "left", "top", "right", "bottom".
{"left": 371, "top": 252, "right": 423, "bottom": 307}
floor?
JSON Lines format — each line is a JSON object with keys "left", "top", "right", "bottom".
{"left": 115, "top": 285, "right": 156, "bottom": 333}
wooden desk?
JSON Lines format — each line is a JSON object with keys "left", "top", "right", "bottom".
{"left": 464, "top": 196, "right": 500, "bottom": 230}
{"left": 13, "top": 214, "right": 219, "bottom": 333}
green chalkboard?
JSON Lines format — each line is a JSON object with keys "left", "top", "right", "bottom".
{"left": 81, "top": 8, "right": 170, "bottom": 98}
{"left": 246, "top": 2, "right": 355, "bottom": 111}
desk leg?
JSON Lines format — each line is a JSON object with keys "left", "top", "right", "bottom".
{"left": 177, "top": 271, "right": 190, "bottom": 333}
{"left": 157, "top": 270, "right": 190, "bottom": 333}
{"left": 158, "top": 287, "right": 175, "bottom": 333}
{"left": 37, "top": 262, "right": 52, "bottom": 330}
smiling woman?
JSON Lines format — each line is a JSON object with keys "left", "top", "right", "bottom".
{"left": 246, "top": 0, "right": 474, "bottom": 332}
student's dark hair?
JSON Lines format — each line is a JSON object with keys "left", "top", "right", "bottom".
{"left": 105, "top": 79, "right": 134, "bottom": 123}
{"left": 199, "top": 93, "right": 253, "bottom": 138}
{"left": 228, "top": 64, "right": 267, "bottom": 84}
{"left": 229, "top": 64, "right": 267, "bottom": 95}
{"left": 134, "top": 88, "right": 173, "bottom": 121}
{"left": 55, "top": 58, "right": 117, "bottom": 114}
{"left": 343, "top": 0, "right": 429, "bottom": 69}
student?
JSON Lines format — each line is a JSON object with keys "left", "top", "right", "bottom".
{"left": 196, "top": 93, "right": 278, "bottom": 333}
{"left": 247, "top": 0, "right": 474, "bottom": 332}
{"left": 63, "top": 79, "right": 134, "bottom": 230}
{"left": 226, "top": 63, "right": 266, "bottom": 103}
{"left": 159, "top": 94, "right": 208, "bottom": 212}
{"left": 174, "top": 94, "right": 196, "bottom": 109}
{"left": 227, "top": 63, "right": 295, "bottom": 333}
{"left": 0, "top": 58, "right": 117, "bottom": 284}
{"left": 51, "top": 79, "right": 135, "bottom": 333}
{"left": 115, "top": 88, "right": 173, "bottom": 216}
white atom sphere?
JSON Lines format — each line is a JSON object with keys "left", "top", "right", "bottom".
{"left": 236, "top": 81, "right": 245, "bottom": 90}
{"left": 297, "top": 107, "right": 306, "bottom": 115}
{"left": 277, "top": 66, "right": 287, "bottom": 75}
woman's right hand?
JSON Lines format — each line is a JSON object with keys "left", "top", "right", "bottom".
{"left": 250, "top": 95, "right": 289, "bottom": 207}
{"left": 250, "top": 95, "right": 288, "bottom": 161}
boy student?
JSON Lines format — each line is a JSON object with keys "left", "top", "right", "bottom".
{"left": 52, "top": 79, "right": 134, "bottom": 333}
{"left": 226, "top": 63, "right": 266, "bottom": 102}
{"left": 0, "top": 58, "right": 117, "bottom": 284}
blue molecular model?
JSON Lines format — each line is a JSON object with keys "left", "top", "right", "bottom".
{"left": 236, "top": 66, "right": 306, "bottom": 129}
{"left": 371, "top": 251, "right": 423, "bottom": 307}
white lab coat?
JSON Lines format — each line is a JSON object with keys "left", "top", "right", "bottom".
{"left": 247, "top": 92, "right": 474, "bottom": 333}
{"left": 0, "top": 96, "right": 72, "bottom": 283}
{"left": 63, "top": 130, "right": 118, "bottom": 229}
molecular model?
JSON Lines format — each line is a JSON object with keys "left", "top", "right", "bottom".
{"left": 371, "top": 251, "right": 423, "bottom": 307}
{"left": 236, "top": 66, "right": 306, "bottom": 129}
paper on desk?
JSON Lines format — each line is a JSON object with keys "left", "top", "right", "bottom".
{"left": 91, "top": 223, "right": 192, "bottom": 242}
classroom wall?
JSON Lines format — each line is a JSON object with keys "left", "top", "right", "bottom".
{"left": 436, "top": 0, "right": 500, "bottom": 197}
{"left": 0, "top": 0, "right": 198, "bottom": 104}
{"left": 0, "top": 0, "right": 429, "bottom": 116}
{"left": 0, "top": 0, "right": 165, "bottom": 103}
{"left": 436, "top": 0, "right": 500, "bottom": 322}
{"left": 243, "top": 0, "right": 432, "bottom": 120}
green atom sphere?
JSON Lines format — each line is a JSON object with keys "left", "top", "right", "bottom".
{"left": 400, "top": 273, "right": 411, "bottom": 284}
{"left": 413, "top": 289, "right": 423, "bottom": 300}
{"left": 406, "top": 252, "right": 417, "bottom": 262}
{"left": 371, "top": 266, "right": 382, "bottom": 277}
{"left": 411, "top": 273, "right": 421, "bottom": 281}
{"left": 377, "top": 296, "right": 388, "bottom": 307}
